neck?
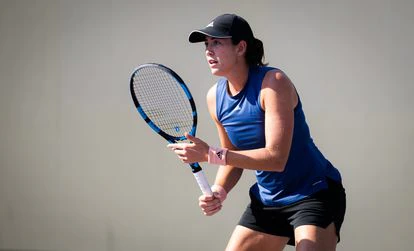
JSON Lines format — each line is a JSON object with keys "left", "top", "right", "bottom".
{"left": 226, "top": 63, "right": 250, "bottom": 96}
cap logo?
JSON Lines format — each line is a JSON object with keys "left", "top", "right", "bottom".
{"left": 207, "top": 21, "right": 214, "bottom": 27}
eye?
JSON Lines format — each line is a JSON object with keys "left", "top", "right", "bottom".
{"left": 205, "top": 39, "right": 222, "bottom": 50}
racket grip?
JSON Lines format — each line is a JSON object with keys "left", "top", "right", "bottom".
{"left": 193, "top": 170, "right": 213, "bottom": 196}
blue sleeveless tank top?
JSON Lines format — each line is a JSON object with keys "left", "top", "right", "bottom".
{"left": 216, "top": 66, "right": 341, "bottom": 206}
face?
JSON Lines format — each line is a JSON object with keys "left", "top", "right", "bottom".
{"left": 204, "top": 37, "right": 243, "bottom": 76}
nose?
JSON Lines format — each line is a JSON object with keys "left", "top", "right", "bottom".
{"left": 205, "top": 46, "right": 214, "bottom": 57}
{"left": 205, "top": 42, "right": 214, "bottom": 56}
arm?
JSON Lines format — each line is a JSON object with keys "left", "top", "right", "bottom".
{"left": 199, "top": 84, "right": 243, "bottom": 216}
{"left": 168, "top": 71, "right": 297, "bottom": 172}
{"left": 225, "top": 70, "right": 297, "bottom": 172}
{"left": 206, "top": 84, "right": 243, "bottom": 194}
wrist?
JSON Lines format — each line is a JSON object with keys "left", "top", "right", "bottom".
{"left": 208, "top": 146, "right": 228, "bottom": 165}
{"left": 211, "top": 184, "right": 227, "bottom": 202}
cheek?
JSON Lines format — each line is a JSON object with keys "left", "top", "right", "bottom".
{"left": 215, "top": 50, "right": 228, "bottom": 62}
{"left": 220, "top": 53, "right": 237, "bottom": 68}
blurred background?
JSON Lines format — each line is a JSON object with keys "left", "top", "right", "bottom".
{"left": 0, "top": 0, "right": 413, "bottom": 250}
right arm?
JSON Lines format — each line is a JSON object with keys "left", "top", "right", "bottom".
{"left": 207, "top": 83, "right": 244, "bottom": 194}
{"left": 198, "top": 84, "right": 243, "bottom": 216}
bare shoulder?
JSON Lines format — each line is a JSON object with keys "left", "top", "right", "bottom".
{"left": 263, "top": 69, "right": 294, "bottom": 91}
{"left": 261, "top": 69, "right": 297, "bottom": 109}
{"left": 206, "top": 83, "right": 218, "bottom": 121}
{"left": 206, "top": 83, "right": 217, "bottom": 103}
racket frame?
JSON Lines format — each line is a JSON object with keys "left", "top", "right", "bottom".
{"left": 130, "top": 63, "right": 212, "bottom": 195}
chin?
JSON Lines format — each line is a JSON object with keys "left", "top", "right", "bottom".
{"left": 210, "top": 68, "right": 223, "bottom": 76}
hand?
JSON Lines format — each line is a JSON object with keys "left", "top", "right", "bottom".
{"left": 198, "top": 184, "right": 227, "bottom": 216}
{"left": 167, "top": 132, "right": 209, "bottom": 163}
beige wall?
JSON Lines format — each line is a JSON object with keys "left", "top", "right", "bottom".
{"left": 0, "top": 1, "right": 413, "bottom": 250}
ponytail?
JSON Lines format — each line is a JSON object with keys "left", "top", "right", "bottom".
{"left": 246, "top": 38, "right": 267, "bottom": 66}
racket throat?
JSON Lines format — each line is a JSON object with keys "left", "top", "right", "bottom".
{"left": 190, "top": 163, "right": 202, "bottom": 173}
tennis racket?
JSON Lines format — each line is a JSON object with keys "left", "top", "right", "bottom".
{"left": 130, "top": 63, "right": 213, "bottom": 196}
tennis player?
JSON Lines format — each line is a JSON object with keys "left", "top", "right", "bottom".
{"left": 168, "top": 13, "right": 346, "bottom": 251}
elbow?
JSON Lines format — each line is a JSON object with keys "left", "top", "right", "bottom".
{"left": 267, "top": 150, "right": 289, "bottom": 172}
{"left": 271, "top": 159, "right": 287, "bottom": 172}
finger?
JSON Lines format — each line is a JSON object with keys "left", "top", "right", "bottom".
{"left": 202, "top": 202, "right": 221, "bottom": 212}
{"left": 169, "top": 148, "right": 190, "bottom": 158}
{"left": 185, "top": 132, "right": 203, "bottom": 144}
{"left": 199, "top": 200, "right": 216, "bottom": 208}
{"left": 213, "top": 191, "right": 226, "bottom": 202}
{"left": 198, "top": 199, "right": 221, "bottom": 208}
{"left": 203, "top": 202, "right": 222, "bottom": 212}
{"left": 199, "top": 194, "right": 215, "bottom": 202}
{"left": 184, "top": 132, "right": 196, "bottom": 141}
{"left": 167, "top": 143, "right": 190, "bottom": 150}
{"left": 199, "top": 198, "right": 221, "bottom": 209}
{"left": 172, "top": 149, "right": 186, "bottom": 155}
{"left": 203, "top": 204, "right": 222, "bottom": 216}
{"left": 174, "top": 151, "right": 191, "bottom": 163}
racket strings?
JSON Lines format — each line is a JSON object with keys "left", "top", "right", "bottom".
{"left": 132, "top": 67, "right": 194, "bottom": 137}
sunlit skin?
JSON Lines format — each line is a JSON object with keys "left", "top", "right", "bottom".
{"left": 204, "top": 37, "right": 250, "bottom": 95}
{"left": 168, "top": 37, "right": 296, "bottom": 173}
{"left": 167, "top": 36, "right": 338, "bottom": 250}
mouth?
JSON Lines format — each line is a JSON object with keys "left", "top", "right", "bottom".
{"left": 208, "top": 59, "right": 218, "bottom": 66}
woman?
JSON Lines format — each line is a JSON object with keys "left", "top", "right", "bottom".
{"left": 168, "top": 14, "right": 346, "bottom": 251}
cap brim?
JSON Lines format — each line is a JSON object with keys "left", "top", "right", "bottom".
{"left": 188, "top": 27, "right": 232, "bottom": 43}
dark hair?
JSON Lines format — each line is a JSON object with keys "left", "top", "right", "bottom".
{"left": 232, "top": 37, "right": 267, "bottom": 67}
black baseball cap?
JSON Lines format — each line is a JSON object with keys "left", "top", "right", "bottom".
{"left": 189, "top": 14, "right": 254, "bottom": 43}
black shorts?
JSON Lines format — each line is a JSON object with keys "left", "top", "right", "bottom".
{"left": 238, "top": 178, "right": 346, "bottom": 246}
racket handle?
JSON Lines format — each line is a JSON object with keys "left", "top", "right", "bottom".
{"left": 193, "top": 170, "right": 213, "bottom": 196}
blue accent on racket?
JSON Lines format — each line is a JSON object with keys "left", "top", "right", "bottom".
{"left": 130, "top": 63, "right": 203, "bottom": 173}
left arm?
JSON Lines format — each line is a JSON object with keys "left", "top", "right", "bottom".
{"left": 225, "top": 70, "right": 297, "bottom": 171}
{"left": 168, "top": 70, "right": 298, "bottom": 172}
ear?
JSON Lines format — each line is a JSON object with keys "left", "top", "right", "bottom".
{"left": 236, "top": 40, "right": 247, "bottom": 56}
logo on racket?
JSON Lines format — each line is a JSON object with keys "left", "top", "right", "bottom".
{"left": 175, "top": 126, "right": 181, "bottom": 132}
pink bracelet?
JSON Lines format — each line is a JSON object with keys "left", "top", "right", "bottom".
{"left": 208, "top": 146, "right": 228, "bottom": 165}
